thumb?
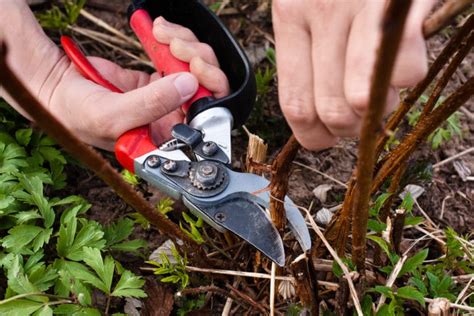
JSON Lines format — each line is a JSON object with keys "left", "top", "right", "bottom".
{"left": 110, "top": 72, "right": 198, "bottom": 132}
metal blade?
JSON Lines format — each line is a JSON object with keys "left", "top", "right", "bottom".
{"left": 189, "top": 107, "right": 233, "bottom": 162}
{"left": 187, "top": 193, "right": 285, "bottom": 266}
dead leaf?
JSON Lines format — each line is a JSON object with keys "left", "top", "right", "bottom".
{"left": 312, "top": 184, "right": 333, "bottom": 203}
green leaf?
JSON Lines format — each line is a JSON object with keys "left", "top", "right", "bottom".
{"left": 404, "top": 216, "right": 424, "bottom": 226}
{"left": 112, "top": 270, "right": 146, "bottom": 298}
{"left": 0, "top": 142, "right": 28, "bottom": 173}
{"left": 121, "top": 169, "right": 139, "bottom": 186}
{"left": 103, "top": 218, "right": 134, "bottom": 247}
{"left": 367, "top": 219, "right": 387, "bottom": 233}
{"left": 82, "top": 247, "right": 114, "bottom": 294}
{"left": 34, "top": 305, "right": 53, "bottom": 316}
{"left": 400, "top": 192, "right": 414, "bottom": 213}
{"left": 370, "top": 193, "right": 392, "bottom": 216}
{"left": 371, "top": 286, "right": 393, "bottom": 298}
{"left": 0, "top": 299, "right": 43, "bottom": 315}
{"left": 399, "top": 249, "right": 428, "bottom": 276}
{"left": 2, "top": 225, "right": 43, "bottom": 253}
{"left": 15, "top": 128, "right": 32, "bottom": 146}
{"left": 397, "top": 286, "right": 425, "bottom": 306}
{"left": 367, "top": 235, "right": 391, "bottom": 257}
{"left": 110, "top": 239, "right": 147, "bottom": 253}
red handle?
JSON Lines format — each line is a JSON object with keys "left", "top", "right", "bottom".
{"left": 129, "top": 9, "right": 213, "bottom": 113}
{"left": 61, "top": 35, "right": 156, "bottom": 173}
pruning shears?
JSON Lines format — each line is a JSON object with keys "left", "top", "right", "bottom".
{"left": 61, "top": 0, "right": 311, "bottom": 266}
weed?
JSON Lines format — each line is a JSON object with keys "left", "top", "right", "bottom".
{"left": 0, "top": 100, "right": 146, "bottom": 314}
{"left": 147, "top": 245, "right": 189, "bottom": 289}
{"left": 36, "top": 0, "right": 86, "bottom": 31}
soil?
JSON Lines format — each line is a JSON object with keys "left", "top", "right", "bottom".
{"left": 32, "top": 0, "right": 473, "bottom": 314}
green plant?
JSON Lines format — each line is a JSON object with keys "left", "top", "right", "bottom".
{"left": 157, "top": 197, "right": 174, "bottom": 217}
{"left": 179, "top": 212, "right": 205, "bottom": 244}
{"left": 147, "top": 245, "right": 189, "bottom": 289}
{"left": 175, "top": 294, "right": 206, "bottom": 316}
{"left": 121, "top": 169, "right": 140, "bottom": 186}
{"left": 407, "top": 95, "right": 463, "bottom": 149}
{"left": 36, "top": 0, "right": 86, "bottom": 30}
{"left": 0, "top": 100, "right": 146, "bottom": 314}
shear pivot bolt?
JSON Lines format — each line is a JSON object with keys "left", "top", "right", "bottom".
{"left": 163, "top": 160, "right": 177, "bottom": 172}
{"left": 146, "top": 155, "right": 160, "bottom": 168}
{"left": 215, "top": 212, "right": 227, "bottom": 222}
{"left": 202, "top": 141, "right": 218, "bottom": 156}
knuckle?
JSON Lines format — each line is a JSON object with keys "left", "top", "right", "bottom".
{"left": 346, "top": 92, "right": 370, "bottom": 114}
{"left": 280, "top": 95, "right": 317, "bottom": 126}
{"left": 317, "top": 107, "right": 357, "bottom": 133}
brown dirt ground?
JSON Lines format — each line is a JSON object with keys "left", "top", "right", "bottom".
{"left": 32, "top": 0, "right": 473, "bottom": 313}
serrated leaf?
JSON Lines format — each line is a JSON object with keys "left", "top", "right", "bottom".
{"left": 370, "top": 193, "right": 392, "bottom": 216}
{"left": 60, "top": 259, "right": 107, "bottom": 294}
{"left": 15, "top": 128, "right": 32, "bottom": 146}
{"left": 2, "top": 225, "right": 43, "bottom": 253}
{"left": 34, "top": 305, "right": 53, "bottom": 316}
{"left": 38, "top": 146, "right": 66, "bottom": 164}
{"left": 82, "top": 247, "right": 114, "bottom": 294}
{"left": 112, "top": 270, "right": 146, "bottom": 298}
{"left": 397, "top": 286, "right": 425, "bottom": 305}
{"left": 400, "top": 249, "right": 428, "bottom": 276}
{"left": 0, "top": 142, "right": 28, "bottom": 173}
{"left": 0, "top": 299, "right": 43, "bottom": 315}
{"left": 103, "top": 218, "right": 134, "bottom": 247}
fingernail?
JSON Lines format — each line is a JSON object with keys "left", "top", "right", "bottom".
{"left": 173, "top": 73, "right": 197, "bottom": 98}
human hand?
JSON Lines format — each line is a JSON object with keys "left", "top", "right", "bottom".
{"left": 48, "top": 17, "right": 229, "bottom": 150}
{"left": 272, "top": 0, "right": 435, "bottom": 149}
{"left": 0, "top": 1, "right": 229, "bottom": 151}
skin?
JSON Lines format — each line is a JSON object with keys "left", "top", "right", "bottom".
{"left": 0, "top": 1, "right": 229, "bottom": 151}
{"left": 272, "top": 0, "right": 436, "bottom": 150}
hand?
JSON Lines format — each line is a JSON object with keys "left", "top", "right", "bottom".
{"left": 272, "top": 0, "right": 435, "bottom": 150}
{"left": 48, "top": 18, "right": 229, "bottom": 150}
{"left": 0, "top": 1, "right": 229, "bottom": 151}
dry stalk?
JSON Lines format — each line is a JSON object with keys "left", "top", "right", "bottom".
{"left": 290, "top": 255, "right": 319, "bottom": 315}
{"left": 79, "top": 9, "right": 142, "bottom": 49}
{"left": 0, "top": 44, "right": 208, "bottom": 265}
{"left": 269, "top": 135, "right": 300, "bottom": 230}
{"left": 423, "top": 0, "right": 474, "bottom": 38}
{"left": 351, "top": 0, "right": 413, "bottom": 272}
{"left": 243, "top": 126, "right": 268, "bottom": 175}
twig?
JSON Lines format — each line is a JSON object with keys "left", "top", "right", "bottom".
{"left": 433, "top": 147, "right": 474, "bottom": 168}
{"left": 0, "top": 44, "right": 208, "bottom": 265}
{"left": 270, "top": 262, "right": 276, "bottom": 316}
{"left": 182, "top": 266, "right": 339, "bottom": 289}
{"left": 455, "top": 276, "right": 473, "bottom": 304}
{"left": 293, "top": 161, "right": 348, "bottom": 188}
{"left": 226, "top": 284, "right": 268, "bottom": 314}
{"left": 423, "top": 1, "right": 474, "bottom": 38}
{"left": 69, "top": 26, "right": 153, "bottom": 68}
{"left": 79, "top": 9, "right": 142, "bottom": 49}
{"left": 302, "top": 207, "right": 363, "bottom": 316}
{"left": 425, "top": 297, "right": 474, "bottom": 313}
{"left": 351, "top": 0, "right": 413, "bottom": 273}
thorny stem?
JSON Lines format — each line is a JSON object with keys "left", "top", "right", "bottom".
{"left": 0, "top": 44, "right": 210, "bottom": 266}
{"left": 375, "top": 14, "right": 474, "bottom": 158}
{"left": 269, "top": 135, "right": 300, "bottom": 230}
{"left": 423, "top": 0, "right": 474, "bottom": 39}
{"left": 421, "top": 30, "right": 474, "bottom": 117}
{"left": 351, "top": 0, "right": 413, "bottom": 273}
{"left": 372, "top": 76, "right": 474, "bottom": 192}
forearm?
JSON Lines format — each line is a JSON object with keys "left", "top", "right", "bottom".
{"left": 0, "top": 0, "right": 69, "bottom": 118}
